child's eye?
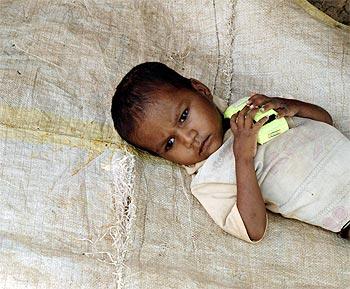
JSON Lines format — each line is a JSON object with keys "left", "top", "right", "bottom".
{"left": 165, "top": 137, "right": 175, "bottom": 151}
{"left": 179, "top": 109, "right": 189, "bottom": 123}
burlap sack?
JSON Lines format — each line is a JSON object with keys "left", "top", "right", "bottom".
{"left": 0, "top": 0, "right": 348, "bottom": 288}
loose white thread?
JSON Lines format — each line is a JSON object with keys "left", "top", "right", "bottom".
{"left": 78, "top": 149, "right": 136, "bottom": 289}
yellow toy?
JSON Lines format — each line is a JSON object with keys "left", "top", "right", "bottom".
{"left": 224, "top": 97, "right": 290, "bottom": 144}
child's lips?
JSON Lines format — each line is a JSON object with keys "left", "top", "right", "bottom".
{"left": 199, "top": 135, "right": 211, "bottom": 155}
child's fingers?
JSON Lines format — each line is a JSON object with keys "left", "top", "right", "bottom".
{"left": 260, "top": 98, "right": 286, "bottom": 113}
{"left": 259, "top": 103, "right": 271, "bottom": 112}
{"left": 236, "top": 105, "right": 251, "bottom": 126}
{"left": 254, "top": 116, "right": 269, "bottom": 128}
{"left": 276, "top": 107, "right": 289, "bottom": 118}
{"left": 247, "top": 94, "right": 270, "bottom": 107}
{"left": 230, "top": 113, "right": 238, "bottom": 131}
{"left": 245, "top": 107, "right": 260, "bottom": 127}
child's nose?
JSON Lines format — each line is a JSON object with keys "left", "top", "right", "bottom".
{"left": 177, "top": 128, "right": 198, "bottom": 149}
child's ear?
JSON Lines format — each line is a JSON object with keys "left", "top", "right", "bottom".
{"left": 190, "top": 78, "right": 213, "bottom": 101}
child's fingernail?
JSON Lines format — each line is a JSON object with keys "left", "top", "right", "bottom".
{"left": 260, "top": 107, "right": 265, "bottom": 112}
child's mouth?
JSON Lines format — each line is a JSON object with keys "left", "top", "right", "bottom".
{"left": 199, "top": 135, "right": 211, "bottom": 155}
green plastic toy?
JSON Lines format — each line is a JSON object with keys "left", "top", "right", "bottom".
{"left": 224, "top": 97, "right": 290, "bottom": 144}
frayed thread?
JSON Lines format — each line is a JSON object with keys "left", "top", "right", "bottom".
{"left": 78, "top": 149, "right": 136, "bottom": 289}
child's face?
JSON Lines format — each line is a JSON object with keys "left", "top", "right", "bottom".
{"left": 131, "top": 79, "right": 225, "bottom": 166}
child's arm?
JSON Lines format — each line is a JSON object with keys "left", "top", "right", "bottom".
{"left": 235, "top": 156, "right": 267, "bottom": 241}
{"left": 286, "top": 99, "right": 333, "bottom": 126}
{"left": 247, "top": 94, "right": 333, "bottom": 126}
{"left": 230, "top": 105, "right": 268, "bottom": 241}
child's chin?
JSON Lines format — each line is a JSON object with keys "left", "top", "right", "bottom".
{"left": 209, "top": 138, "right": 222, "bottom": 154}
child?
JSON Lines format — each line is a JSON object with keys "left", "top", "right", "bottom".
{"left": 111, "top": 62, "right": 350, "bottom": 243}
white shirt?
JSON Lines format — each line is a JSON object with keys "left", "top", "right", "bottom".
{"left": 182, "top": 96, "right": 350, "bottom": 243}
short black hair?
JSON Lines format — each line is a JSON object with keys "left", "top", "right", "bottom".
{"left": 111, "top": 62, "right": 193, "bottom": 155}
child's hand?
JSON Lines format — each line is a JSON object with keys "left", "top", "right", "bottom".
{"left": 247, "top": 94, "right": 299, "bottom": 119}
{"left": 230, "top": 105, "right": 269, "bottom": 160}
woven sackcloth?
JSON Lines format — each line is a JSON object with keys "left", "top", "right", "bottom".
{"left": 0, "top": 0, "right": 349, "bottom": 288}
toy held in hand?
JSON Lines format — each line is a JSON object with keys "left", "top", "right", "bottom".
{"left": 224, "top": 97, "right": 290, "bottom": 144}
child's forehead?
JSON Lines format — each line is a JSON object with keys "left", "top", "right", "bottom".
{"left": 149, "top": 86, "right": 186, "bottom": 108}
{"left": 153, "top": 84, "right": 182, "bottom": 99}
{"left": 142, "top": 88, "right": 191, "bottom": 124}
{"left": 146, "top": 95, "right": 181, "bottom": 119}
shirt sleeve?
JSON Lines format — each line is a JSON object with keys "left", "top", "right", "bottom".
{"left": 191, "top": 182, "right": 268, "bottom": 244}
